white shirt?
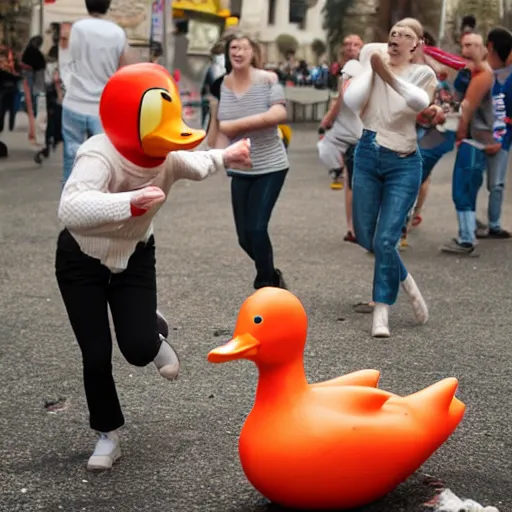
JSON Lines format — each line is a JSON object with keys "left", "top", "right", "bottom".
{"left": 344, "top": 43, "right": 437, "bottom": 154}
{"left": 63, "top": 17, "right": 126, "bottom": 116}
{"left": 58, "top": 46, "right": 72, "bottom": 91}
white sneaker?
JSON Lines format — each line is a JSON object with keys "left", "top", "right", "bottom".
{"left": 372, "top": 303, "right": 390, "bottom": 338}
{"left": 154, "top": 334, "right": 180, "bottom": 380}
{"left": 402, "top": 274, "right": 429, "bottom": 324}
{"left": 87, "top": 431, "right": 121, "bottom": 471}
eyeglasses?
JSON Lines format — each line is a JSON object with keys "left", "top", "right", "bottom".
{"left": 390, "top": 30, "right": 415, "bottom": 40}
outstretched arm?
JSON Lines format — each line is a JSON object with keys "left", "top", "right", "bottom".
{"left": 169, "top": 149, "right": 226, "bottom": 181}
{"left": 171, "top": 139, "right": 251, "bottom": 180}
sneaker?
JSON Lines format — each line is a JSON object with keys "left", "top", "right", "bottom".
{"left": 441, "top": 238, "right": 476, "bottom": 255}
{"left": 156, "top": 309, "right": 169, "bottom": 339}
{"left": 372, "top": 303, "right": 390, "bottom": 338}
{"left": 485, "top": 228, "right": 511, "bottom": 239}
{"left": 401, "top": 274, "right": 428, "bottom": 325}
{"left": 87, "top": 431, "right": 121, "bottom": 471}
{"left": 154, "top": 334, "right": 180, "bottom": 380}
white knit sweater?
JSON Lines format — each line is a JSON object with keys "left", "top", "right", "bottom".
{"left": 58, "top": 134, "right": 225, "bottom": 272}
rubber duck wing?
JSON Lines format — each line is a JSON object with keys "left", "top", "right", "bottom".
{"left": 311, "top": 370, "right": 380, "bottom": 389}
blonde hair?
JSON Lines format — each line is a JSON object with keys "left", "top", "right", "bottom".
{"left": 393, "top": 18, "right": 424, "bottom": 40}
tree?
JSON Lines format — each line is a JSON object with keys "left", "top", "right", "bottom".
{"left": 311, "top": 38, "right": 327, "bottom": 63}
{"left": 276, "top": 34, "right": 299, "bottom": 58}
{"left": 322, "top": 0, "right": 356, "bottom": 56}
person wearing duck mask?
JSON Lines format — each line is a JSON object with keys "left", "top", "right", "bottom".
{"left": 343, "top": 19, "right": 440, "bottom": 338}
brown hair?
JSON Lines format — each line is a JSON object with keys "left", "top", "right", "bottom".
{"left": 228, "top": 32, "right": 262, "bottom": 68}
{"left": 393, "top": 18, "right": 424, "bottom": 40}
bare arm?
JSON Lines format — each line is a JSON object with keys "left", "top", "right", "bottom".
{"left": 459, "top": 68, "right": 494, "bottom": 125}
{"left": 321, "top": 79, "right": 344, "bottom": 128}
{"left": 119, "top": 41, "right": 138, "bottom": 68}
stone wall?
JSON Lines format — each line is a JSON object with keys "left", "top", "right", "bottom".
{"left": 108, "top": 0, "right": 151, "bottom": 41}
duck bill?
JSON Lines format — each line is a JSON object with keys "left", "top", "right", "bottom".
{"left": 141, "top": 121, "right": 206, "bottom": 157}
{"left": 207, "top": 334, "right": 260, "bottom": 363}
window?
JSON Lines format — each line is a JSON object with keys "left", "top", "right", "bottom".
{"left": 231, "top": 0, "right": 242, "bottom": 18}
{"left": 289, "top": 0, "right": 307, "bottom": 24}
{"left": 268, "top": 0, "right": 276, "bottom": 25}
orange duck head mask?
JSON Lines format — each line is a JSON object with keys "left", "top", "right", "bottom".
{"left": 99, "top": 63, "right": 206, "bottom": 167}
{"left": 207, "top": 287, "right": 308, "bottom": 368}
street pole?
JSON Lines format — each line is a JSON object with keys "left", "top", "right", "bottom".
{"left": 39, "top": 0, "right": 44, "bottom": 36}
{"left": 162, "top": 0, "right": 174, "bottom": 71}
{"left": 438, "top": 0, "right": 448, "bottom": 45}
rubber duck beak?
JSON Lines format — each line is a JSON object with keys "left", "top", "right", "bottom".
{"left": 207, "top": 333, "right": 260, "bottom": 363}
{"left": 139, "top": 88, "right": 206, "bottom": 157}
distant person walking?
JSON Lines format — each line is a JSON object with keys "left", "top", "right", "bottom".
{"left": 61, "top": 0, "right": 135, "bottom": 185}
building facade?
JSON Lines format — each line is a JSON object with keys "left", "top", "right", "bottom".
{"left": 237, "top": 0, "right": 328, "bottom": 63}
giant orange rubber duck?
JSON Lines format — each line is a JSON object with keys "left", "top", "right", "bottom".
{"left": 207, "top": 288, "right": 466, "bottom": 510}
{"left": 99, "top": 62, "right": 206, "bottom": 167}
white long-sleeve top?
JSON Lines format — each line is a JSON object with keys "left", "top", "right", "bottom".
{"left": 58, "top": 134, "right": 225, "bottom": 272}
{"left": 344, "top": 43, "right": 438, "bottom": 154}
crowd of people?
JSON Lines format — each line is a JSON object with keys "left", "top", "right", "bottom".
{"left": 3, "top": 0, "right": 512, "bottom": 474}
{"left": 316, "top": 15, "right": 512, "bottom": 338}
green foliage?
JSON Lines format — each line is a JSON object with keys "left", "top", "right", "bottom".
{"left": 311, "top": 38, "right": 327, "bottom": 57}
{"left": 276, "top": 33, "right": 299, "bottom": 57}
{"left": 322, "top": 0, "right": 356, "bottom": 50}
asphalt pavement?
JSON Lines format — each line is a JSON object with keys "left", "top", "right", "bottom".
{"left": 1, "top": 118, "right": 511, "bottom": 512}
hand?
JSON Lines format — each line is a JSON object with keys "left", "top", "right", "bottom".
{"left": 223, "top": 138, "right": 252, "bottom": 170}
{"left": 485, "top": 142, "right": 502, "bottom": 155}
{"left": 130, "top": 186, "right": 166, "bottom": 216}
{"left": 418, "top": 105, "right": 446, "bottom": 126}
{"left": 455, "top": 120, "right": 469, "bottom": 143}
{"left": 219, "top": 120, "right": 239, "bottom": 139}
{"left": 28, "top": 119, "right": 36, "bottom": 142}
{"left": 370, "top": 52, "right": 395, "bottom": 86}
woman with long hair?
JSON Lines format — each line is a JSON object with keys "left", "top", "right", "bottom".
{"left": 344, "top": 18, "right": 439, "bottom": 338}
{"left": 207, "top": 33, "right": 289, "bottom": 289}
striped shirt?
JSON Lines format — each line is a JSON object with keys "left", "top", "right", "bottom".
{"left": 218, "top": 70, "right": 289, "bottom": 175}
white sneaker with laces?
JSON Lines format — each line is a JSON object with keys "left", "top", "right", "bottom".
{"left": 401, "top": 274, "right": 428, "bottom": 324}
{"left": 372, "top": 303, "right": 390, "bottom": 338}
{"left": 154, "top": 334, "right": 180, "bottom": 380}
{"left": 87, "top": 431, "right": 121, "bottom": 471}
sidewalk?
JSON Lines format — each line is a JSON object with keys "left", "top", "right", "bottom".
{"left": 0, "top": 112, "right": 59, "bottom": 171}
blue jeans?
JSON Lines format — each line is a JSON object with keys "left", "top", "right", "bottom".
{"left": 452, "top": 141, "right": 487, "bottom": 244}
{"left": 62, "top": 106, "right": 104, "bottom": 185}
{"left": 420, "top": 131, "right": 456, "bottom": 183}
{"left": 486, "top": 149, "right": 509, "bottom": 231}
{"left": 230, "top": 169, "right": 288, "bottom": 289}
{"left": 352, "top": 130, "right": 422, "bottom": 305}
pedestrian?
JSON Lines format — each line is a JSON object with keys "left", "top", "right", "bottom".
{"left": 208, "top": 33, "right": 290, "bottom": 289}
{"left": 344, "top": 18, "right": 439, "bottom": 337}
{"left": 61, "top": 0, "right": 136, "bottom": 185}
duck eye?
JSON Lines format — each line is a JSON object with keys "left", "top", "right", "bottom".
{"left": 253, "top": 316, "right": 263, "bottom": 324}
{"left": 160, "top": 92, "right": 172, "bottom": 102}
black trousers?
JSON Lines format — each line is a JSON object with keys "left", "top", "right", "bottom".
{"left": 230, "top": 169, "right": 288, "bottom": 289}
{"left": 55, "top": 229, "right": 161, "bottom": 432}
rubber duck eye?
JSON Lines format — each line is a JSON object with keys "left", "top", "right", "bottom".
{"left": 253, "top": 316, "right": 263, "bottom": 324}
{"left": 160, "top": 92, "right": 172, "bottom": 102}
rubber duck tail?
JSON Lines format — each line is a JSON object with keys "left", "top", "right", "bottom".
{"left": 405, "top": 377, "right": 465, "bottom": 418}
